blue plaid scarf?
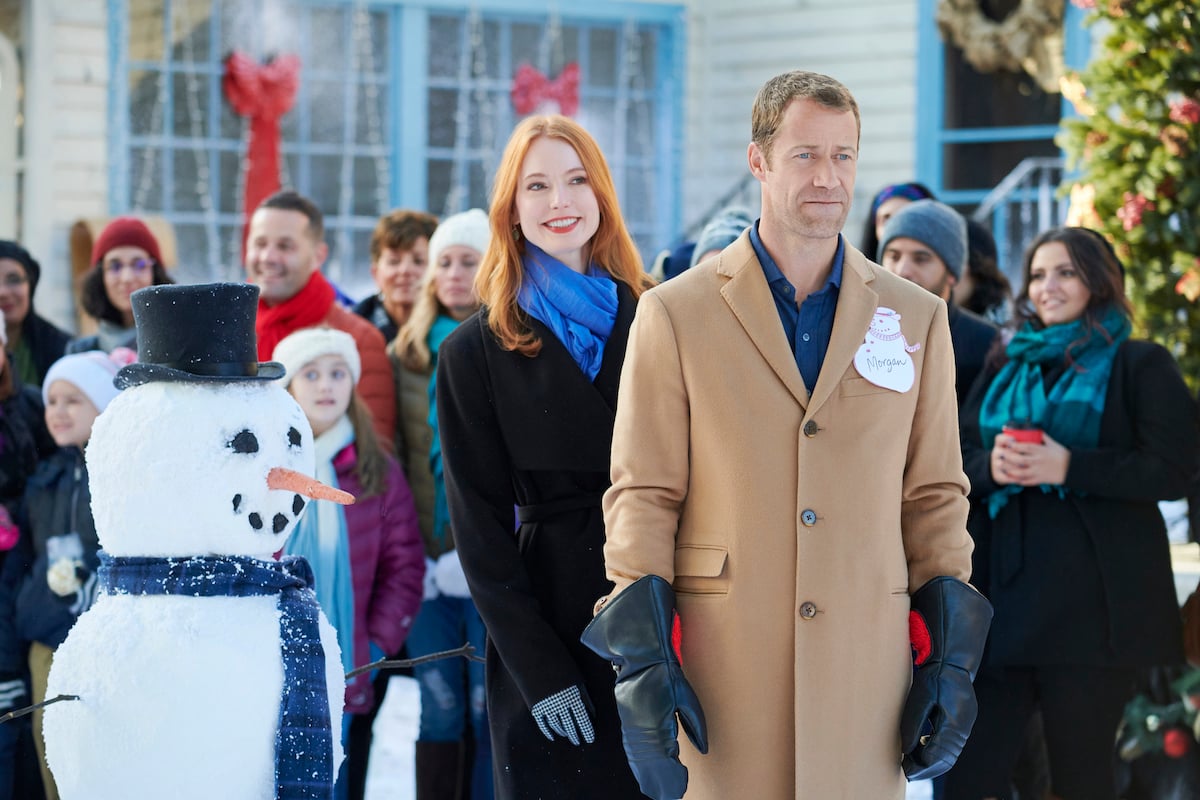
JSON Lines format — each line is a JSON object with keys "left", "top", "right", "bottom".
{"left": 100, "top": 553, "right": 334, "bottom": 800}
{"left": 979, "top": 307, "right": 1130, "bottom": 517}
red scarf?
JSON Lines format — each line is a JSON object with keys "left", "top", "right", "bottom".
{"left": 255, "top": 271, "right": 336, "bottom": 360}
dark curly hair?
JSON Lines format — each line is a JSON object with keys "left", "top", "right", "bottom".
{"left": 961, "top": 219, "right": 1011, "bottom": 319}
{"left": 80, "top": 260, "right": 174, "bottom": 325}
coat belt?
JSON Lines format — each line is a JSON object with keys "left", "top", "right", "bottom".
{"left": 516, "top": 491, "right": 606, "bottom": 524}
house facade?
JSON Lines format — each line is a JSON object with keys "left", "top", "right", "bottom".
{"left": 2, "top": 0, "right": 1089, "bottom": 332}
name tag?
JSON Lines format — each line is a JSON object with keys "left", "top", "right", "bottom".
{"left": 853, "top": 307, "right": 921, "bottom": 393}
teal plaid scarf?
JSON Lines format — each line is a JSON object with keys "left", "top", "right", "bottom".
{"left": 979, "top": 307, "right": 1130, "bottom": 517}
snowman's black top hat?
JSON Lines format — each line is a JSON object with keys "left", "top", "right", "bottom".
{"left": 115, "top": 282, "right": 285, "bottom": 388}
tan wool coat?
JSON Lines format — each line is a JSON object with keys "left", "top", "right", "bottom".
{"left": 602, "top": 233, "right": 974, "bottom": 799}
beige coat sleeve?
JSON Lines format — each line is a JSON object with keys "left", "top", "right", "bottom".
{"left": 901, "top": 299, "right": 974, "bottom": 590}
{"left": 600, "top": 292, "right": 689, "bottom": 606}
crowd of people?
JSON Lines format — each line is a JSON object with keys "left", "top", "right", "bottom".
{"left": 0, "top": 66, "right": 1196, "bottom": 800}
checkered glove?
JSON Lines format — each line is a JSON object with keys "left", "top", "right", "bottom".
{"left": 530, "top": 684, "right": 595, "bottom": 747}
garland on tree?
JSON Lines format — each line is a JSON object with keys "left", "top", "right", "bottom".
{"left": 936, "top": 0, "right": 1066, "bottom": 92}
{"left": 1117, "top": 668, "right": 1200, "bottom": 762}
{"left": 1060, "top": 0, "right": 1200, "bottom": 389}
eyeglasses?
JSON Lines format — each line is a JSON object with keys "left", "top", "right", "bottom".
{"left": 104, "top": 259, "right": 152, "bottom": 276}
{"left": 0, "top": 273, "right": 28, "bottom": 289}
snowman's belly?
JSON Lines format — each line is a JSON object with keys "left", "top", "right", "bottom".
{"left": 45, "top": 594, "right": 288, "bottom": 800}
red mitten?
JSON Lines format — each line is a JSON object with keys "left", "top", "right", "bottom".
{"left": 909, "top": 609, "right": 932, "bottom": 666}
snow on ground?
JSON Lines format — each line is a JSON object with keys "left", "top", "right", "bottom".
{"left": 908, "top": 779, "right": 933, "bottom": 799}
{"left": 364, "top": 675, "right": 934, "bottom": 800}
{"left": 365, "top": 677, "right": 419, "bottom": 800}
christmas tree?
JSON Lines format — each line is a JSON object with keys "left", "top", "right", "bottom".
{"left": 1060, "top": 0, "right": 1200, "bottom": 389}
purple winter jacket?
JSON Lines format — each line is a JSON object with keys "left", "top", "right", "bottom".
{"left": 335, "top": 445, "right": 426, "bottom": 714}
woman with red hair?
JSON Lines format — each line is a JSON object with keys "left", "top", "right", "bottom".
{"left": 435, "top": 115, "right": 652, "bottom": 799}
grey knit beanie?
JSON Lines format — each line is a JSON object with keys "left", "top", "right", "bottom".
{"left": 690, "top": 206, "right": 755, "bottom": 269}
{"left": 877, "top": 200, "right": 967, "bottom": 280}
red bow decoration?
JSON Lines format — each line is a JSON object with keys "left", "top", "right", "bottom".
{"left": 223, "top": 51, "right": 301, "bottom": 245}
{"left": 510, "top": 62, "right": 580, "bottom": 117}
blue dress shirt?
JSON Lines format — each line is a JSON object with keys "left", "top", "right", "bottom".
{"left": 748, "top": 222, "right": 844, "bottom": 392}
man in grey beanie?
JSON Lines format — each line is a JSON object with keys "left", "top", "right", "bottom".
{"left": 689, "top": 206, "right": 756, "bottom": 270}
{"left": 878, "top": 200, "right": 999, "bottom": 404}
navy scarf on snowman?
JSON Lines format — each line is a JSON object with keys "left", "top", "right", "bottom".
{"left": 99, "top": 552, "right": 334, "bottom": 800}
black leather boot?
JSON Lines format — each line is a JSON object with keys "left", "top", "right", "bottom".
{"left": 415, "top": 740, "right": 467, "bottom": 800}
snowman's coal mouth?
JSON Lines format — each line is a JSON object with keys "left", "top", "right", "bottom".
{"left": 232, "top": 493, "right": 304, "bottom": 534}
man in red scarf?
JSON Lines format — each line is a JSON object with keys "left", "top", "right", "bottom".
{"left": 247, "top": 190, "right": 395, "bottom": 445}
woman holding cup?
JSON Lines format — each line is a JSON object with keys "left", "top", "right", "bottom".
{"left": 944, "top": 227, "right": 1199, "bottom": 800}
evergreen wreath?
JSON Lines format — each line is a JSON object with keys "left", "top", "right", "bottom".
{"left": 936, "top": 0, "right": 1066, "bottom": 92}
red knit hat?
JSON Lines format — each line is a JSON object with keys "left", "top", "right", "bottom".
{"left": 90, "top": 217, "right": 163, "bottom": 267}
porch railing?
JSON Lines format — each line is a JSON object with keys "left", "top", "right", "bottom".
{"left": 971, "top": 156, "right": 1069, "bottom": 287}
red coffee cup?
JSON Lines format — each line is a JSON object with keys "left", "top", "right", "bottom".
{"left": 1002, "top": 421, "right": 1044, "bottom": 444}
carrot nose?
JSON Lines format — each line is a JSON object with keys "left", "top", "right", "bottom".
{"left": 267, "top": 467, "right": 355, "bottom": 505}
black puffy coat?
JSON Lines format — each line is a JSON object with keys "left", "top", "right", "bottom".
{"left": 0, "top": 379, "right": 55, "bottom": 511}
{"left": 0, "top": 446, "right": 99, "bottom": 672}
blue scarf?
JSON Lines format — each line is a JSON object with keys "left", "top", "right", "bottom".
{"left": 427, "top": 314, "right": 462, "bottom": 549}
{"left": 286, "top": 415, "right": 356, "bottom": 681}
{"left": 979, "top": 307, "right": 1130, "bottom": 517}
{"left": 517, "top": 243, "right": 618, "bottom": 381}
{"left": 100, "top": 553, "right": 334, "bottom": 800}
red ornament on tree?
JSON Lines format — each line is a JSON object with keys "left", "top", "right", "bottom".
{"left": 510, "top": 62, "right": 580, "bottom": 117}
{"left": 223, "top": 52, "right": 301, "bottom": 247}
{"left": 1163, "top": 727, "right": 1192, "bottom": 758}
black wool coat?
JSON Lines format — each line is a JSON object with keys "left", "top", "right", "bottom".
{"left": 947, "top": 303, "right": 999, "bottom": 409}
{"left": 961, "top": 339, "right": 1196, "bottom": 668}
{"left": 436, "top": 285, "right": 642, "bottom": 800}
{"left": 20, "top": 312, "right": 71, "bottom": 387}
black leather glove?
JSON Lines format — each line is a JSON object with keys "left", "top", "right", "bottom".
{"left": 900, "top": 576, "right": 993, "bottom": 780}
{"left": 581, "top": 575, "right": 707, "bottom": 800}
{"left": 0, "top": 673, "right": 28, "bottom": 715}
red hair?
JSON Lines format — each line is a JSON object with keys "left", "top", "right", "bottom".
{"left": 476, "top": 115, "right": 653, "bottom": 356}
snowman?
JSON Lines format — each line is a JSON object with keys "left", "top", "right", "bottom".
{"left": 853, "top": 306, "right": 922, "bottom": 393}
{"left": 44, "top": 283, "right": 350, "bottom": 800}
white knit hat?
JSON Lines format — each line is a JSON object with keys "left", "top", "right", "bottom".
{"left": 272, "top": 327, "right": 362, "bottom": 388}
{"left": 427, "top": 208, "right": 490, "bottom": 271}
{"left": 42, "top": 351, "right": 123, "bottom": 412}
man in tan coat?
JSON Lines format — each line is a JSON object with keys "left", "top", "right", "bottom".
{"left": 582, "top": 71, "right": 992, "bottom": 799}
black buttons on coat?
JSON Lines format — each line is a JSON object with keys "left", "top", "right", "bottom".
{"left": 803, "top": 420, "right": 819, "bottom": 437}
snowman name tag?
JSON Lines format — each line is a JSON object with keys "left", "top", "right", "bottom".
{"left": 853, "top": 307, "right": 921, "bottom": 393}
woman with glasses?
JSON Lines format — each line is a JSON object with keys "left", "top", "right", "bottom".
{"left": 67, "top": 217, "right": 174, "bottom": 355}
{"left": 0, "top": 241, "right": 70, "bottom": 388}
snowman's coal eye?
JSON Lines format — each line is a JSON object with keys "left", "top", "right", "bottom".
{"left": 229, "top": 430, "right": 259, "bottom": 454}
{"left": 287, "top": 427, "right": 302, "bottom": 448}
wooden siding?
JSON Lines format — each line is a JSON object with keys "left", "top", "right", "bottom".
{"left": 679, "top": 0, "right": 919, "bottom": 249}
{"left": 23, "top": 0, "right": 108, "bottom": 333}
